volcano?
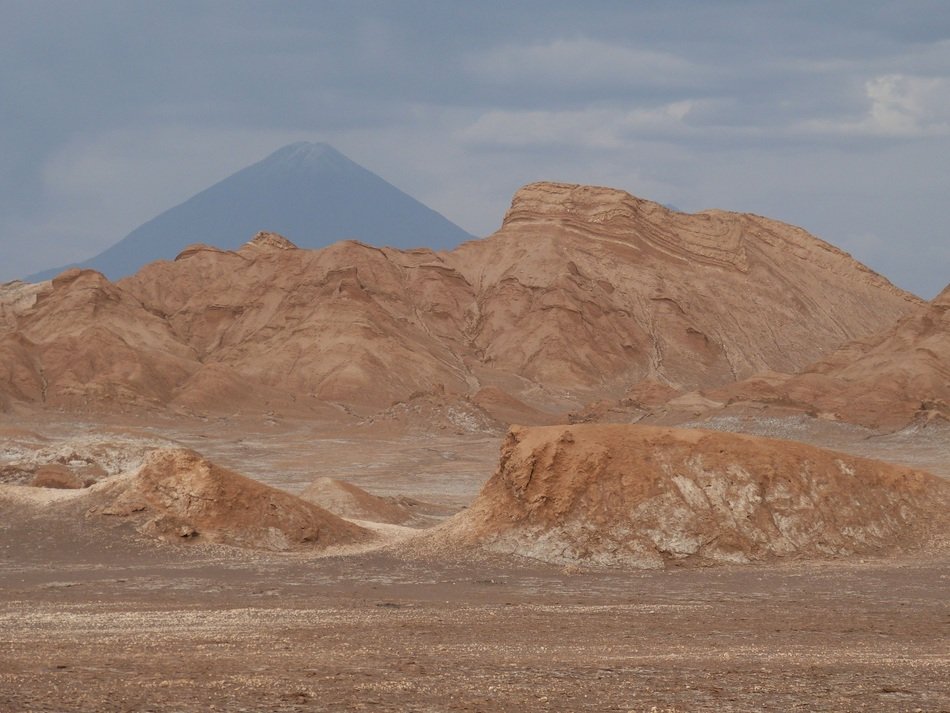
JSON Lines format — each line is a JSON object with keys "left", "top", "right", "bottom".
{"left": 27, "top": 142, "right": 473, "bottom": 281}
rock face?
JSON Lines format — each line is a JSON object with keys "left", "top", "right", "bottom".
{"left": 241, "top": 230, "right": 299, "bottom": 253}
{"left": 2, "top": 182, "right": 922, "bottom": 418}
{"left": 432, "top": 424, "right": 950, "bottom": 568}
{"left": 0, "top": 280, "right": 47, "bottom": 330}
{"left": 450, "top": 182, "right": 918, "bottom": 397}
{"left": 87, "top": 449, "right": 371, "bottom": 551}
{"left": 0, "top": 269, "right": 199, "bottom": 410}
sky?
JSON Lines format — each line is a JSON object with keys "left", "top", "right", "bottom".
{"left": 1, "top": 1, "right": 948, "bottom": 298}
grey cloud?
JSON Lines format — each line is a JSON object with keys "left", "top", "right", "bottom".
{"left": 0, "top": 0, "right": 947, "bottom": 299}
{"left": 465, "top": 38, "right": 705, "bottom": 90}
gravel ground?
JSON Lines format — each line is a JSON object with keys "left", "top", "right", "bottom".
{"left": 1, "top": 411, "right": 947, "bottom": 712}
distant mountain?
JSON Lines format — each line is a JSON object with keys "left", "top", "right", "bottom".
{"left": 27, "top": 142, "right": 473, "bottom": 281}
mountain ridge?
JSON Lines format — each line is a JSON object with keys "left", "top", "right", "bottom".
{"left": 2, "top": 181, "right": 928, "bottom": 427}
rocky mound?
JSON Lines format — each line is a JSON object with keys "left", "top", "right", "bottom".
{"left": 238, "top": 230, "right": 299, "bottom": 253}
{"left": 430, "top": 424, "right": 949, "bottom": 568}
{"left": 622, "top": 379, "right": 683, "bottom": 410}
{"left": 299, "top": 477, "right": 416, "bottom": 525}
{"left": 29, "top": 463, "right": 92, "bottom": 490}
{"left": 708, "top": 283, "right": 950, "bottom": 428}
{"left": 1, "top": 182, "right": 921, "bottom": 418}
{"left": 783, "top": 283, "right": 950, "bottom": 427}
{"left": 86, "top": 449, "right": 371, "bottom": 550}
{"left": 469, "top": 387, "right": 559, "bottom": 426}
{"left": 368, "top": 388, "right": 503, "bottom": 435}
{"left": 124, "top": 239, "right": 473, "bottom": 414}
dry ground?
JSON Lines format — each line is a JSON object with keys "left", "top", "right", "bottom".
{"left": 1, "top": 410, "right": 948, "bottom": 712}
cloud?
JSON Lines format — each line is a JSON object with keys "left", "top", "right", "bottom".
{"left": 836, "top": 229, "right": 950, "bottom": 299}
{"left": 458, "top": 102, "right": 698, "bottom": 149}
{"left": 866, "top": 74, "right": 950, "bottom": 134}
{"left": 2, "top": 2, "right": 948, "bottom": 299}
{"left": 802, "top": 73, "right": 950, "bottom": 137}
{"left": 40, "top": 126, "right": 303, "bottom": 209}
{"left": 466, "top": 38, "right": 702, "bottom": 89}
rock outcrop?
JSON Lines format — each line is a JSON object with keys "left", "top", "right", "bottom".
{"left": 87, "top": 449, "right": 371, "bottom": 550}
{"left": 0, "top": 269, "right": 198, "bottom": 409}
{"left": 429, "top": 424, "right": 950, "bottom": 567}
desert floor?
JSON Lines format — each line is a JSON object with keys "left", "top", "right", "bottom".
{"left": 1, "top": 411, "right": 948, "bottom": 712}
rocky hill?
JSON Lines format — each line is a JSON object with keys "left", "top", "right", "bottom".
{"left": 422, "top": 424, "right": 950, "bottom": 568}
{"left": 448, "top": 182, "right": 919, "bottom": 399}
{"left": 708, "top": 283, "right": 950, "bottom": 428}
{"left": 1, "top": 182, "right": 923, "bottom": 419}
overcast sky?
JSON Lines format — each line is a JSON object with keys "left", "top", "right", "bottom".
{"left": 2, "top": 1, "right": 948, "bottom": 297}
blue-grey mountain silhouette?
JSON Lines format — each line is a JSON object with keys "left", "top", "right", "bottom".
{"left": 27, "top": 142, "right": 473, "bottom": 281}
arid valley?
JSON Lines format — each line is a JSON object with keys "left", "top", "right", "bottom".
{"left": 2, "top": 181, "right": 948, "bottom": 712}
